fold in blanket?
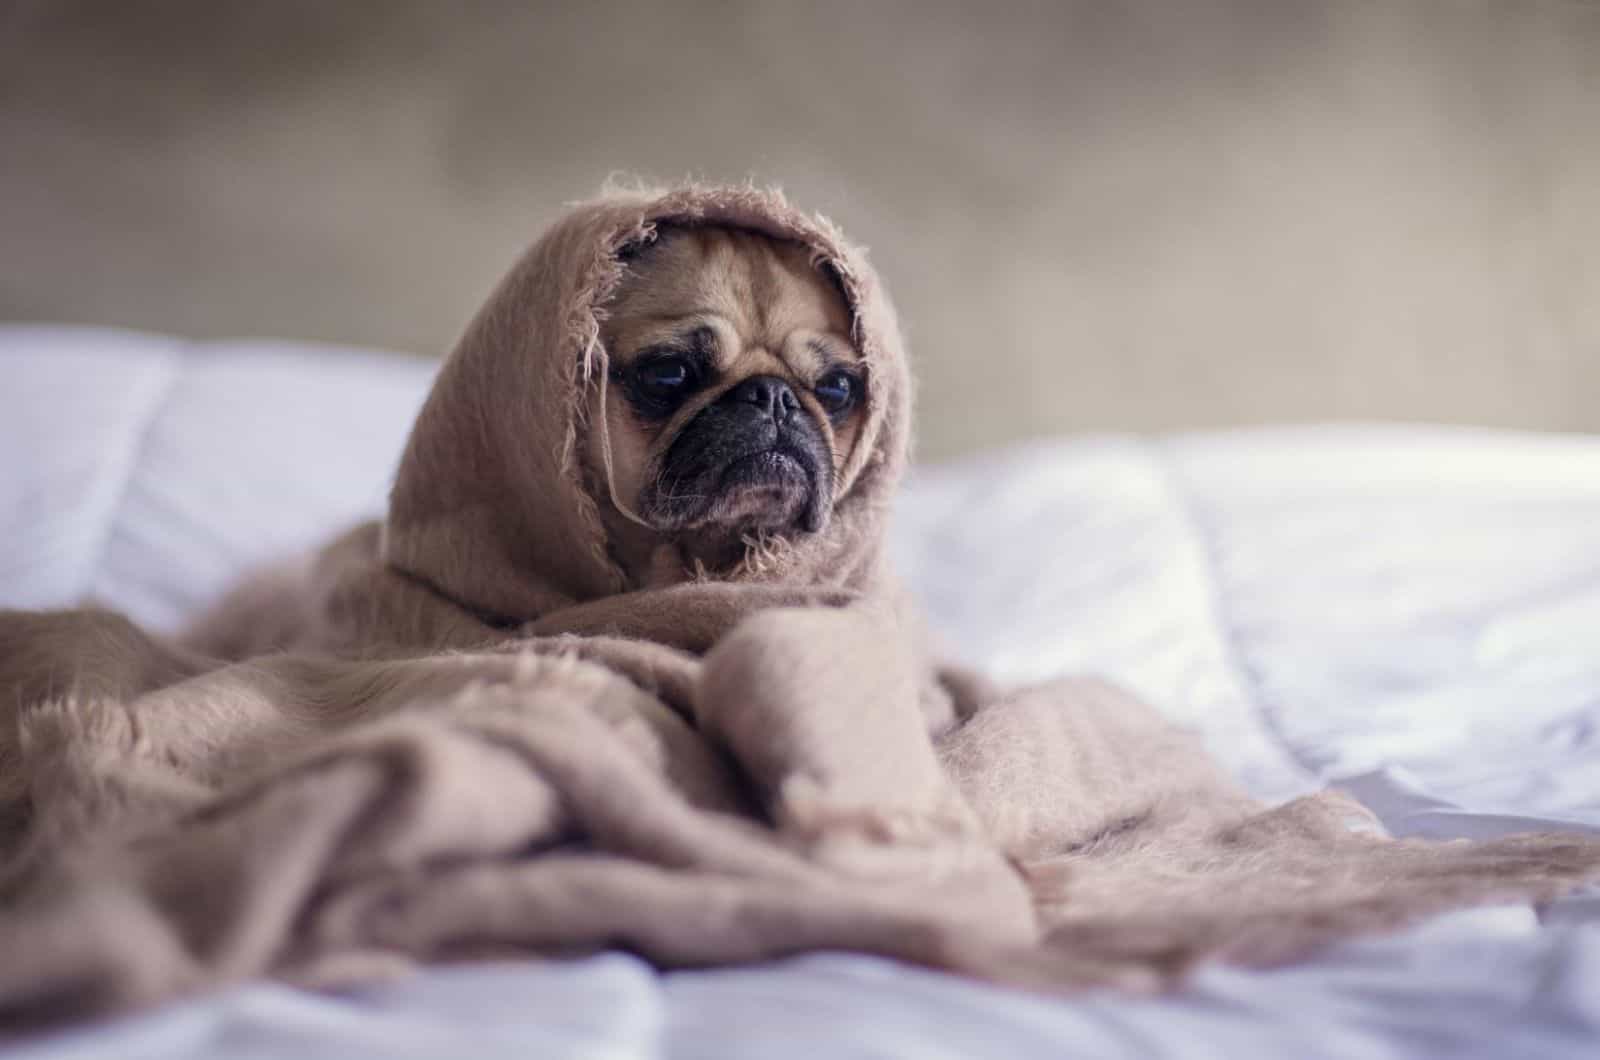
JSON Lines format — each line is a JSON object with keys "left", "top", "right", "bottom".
{"left": 3, "top": 184, "right": 1599, "bottom": 1031}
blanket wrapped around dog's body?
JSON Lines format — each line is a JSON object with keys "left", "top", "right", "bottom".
{"left": 3, "top": 185, "right": 1599, "bottom": 1030}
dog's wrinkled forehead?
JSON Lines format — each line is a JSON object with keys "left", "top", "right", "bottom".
{"left": 605, "top": 224, "right": 858, "bottom": 378}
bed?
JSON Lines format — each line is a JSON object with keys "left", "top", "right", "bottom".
{"left": 2, "top": 324, "right": 1597, "bottom": 1059}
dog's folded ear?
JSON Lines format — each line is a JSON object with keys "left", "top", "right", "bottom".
{"left": 382, "top": 185, "right": 914, "bottom": 624}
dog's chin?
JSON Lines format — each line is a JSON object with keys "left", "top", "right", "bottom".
{"left": 641, "top": 445, "right": 831, "bottom": 541}
{"left": 712, "top": 450, "right": 813, "bottom": 526}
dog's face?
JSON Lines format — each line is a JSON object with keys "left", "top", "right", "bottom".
{"left": 594, "top": 225, "right": 864, "bottom": 571}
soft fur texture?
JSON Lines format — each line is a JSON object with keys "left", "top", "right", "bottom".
{"left": 2, "top": 184, "right": 1600, "bottom": 1033}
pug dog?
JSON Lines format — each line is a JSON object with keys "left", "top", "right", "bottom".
{"left": 590, "top": 225, "right": 868, "bottom": 584}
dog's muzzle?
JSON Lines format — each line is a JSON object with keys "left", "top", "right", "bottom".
{"left": 645, "top": 375, "right": 833, "bottom": 533}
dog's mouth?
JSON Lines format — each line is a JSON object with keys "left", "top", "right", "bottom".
{"left": 642, "top": 428, "right": 833, "bottom": 536}
{"left": 719, "top": 448, "right": 809, "bottom": 490}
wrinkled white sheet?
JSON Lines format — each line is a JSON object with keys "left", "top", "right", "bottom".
{"left": 3, "top": 326, "right": 1597, "bottom": 1059}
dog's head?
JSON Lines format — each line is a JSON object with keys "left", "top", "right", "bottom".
{"left": 592, "top": 225, "right": 867, "bottom": 573}
{"left": 385, "top": 185, "right": 909, "bottom": 620}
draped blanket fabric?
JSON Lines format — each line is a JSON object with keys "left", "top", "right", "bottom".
{"left": 3, "top": 186, "right": 1599, "bottom": 1031}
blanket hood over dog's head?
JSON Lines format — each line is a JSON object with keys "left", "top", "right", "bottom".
{"left": 383, "top": 185, "right": 912, "bottom": 622}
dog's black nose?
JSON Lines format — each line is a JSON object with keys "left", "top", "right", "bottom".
{"left": 724, "top": 375, "right": 800, "bottom": 421}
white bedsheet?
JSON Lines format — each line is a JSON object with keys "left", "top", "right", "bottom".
{"left": 3, "top": 326, "right": 1597, "bottom": 1059}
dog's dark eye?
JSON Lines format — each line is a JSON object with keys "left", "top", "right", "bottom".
{"left": 814, "top": 369, "right": 859, "bottom": 417}
{"left": 638, "top": 356, "right": 690, "bottom": 391}
{"left": 630, "top": 354, "right": 697, "bottom": 414}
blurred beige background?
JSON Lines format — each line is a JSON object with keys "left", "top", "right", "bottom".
{"left": 2, "top": 0, "right": 1596, "bottom": 459}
